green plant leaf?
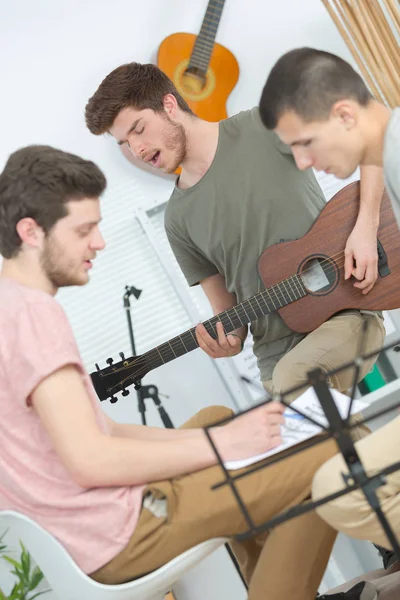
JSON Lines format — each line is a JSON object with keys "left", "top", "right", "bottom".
{"left": 0, "top": 529, "right": 9, "bottom": 543}
{"left": 0, "top": 536, "right": 49, "bottom": 600}
{"left": 12, "top": 565, "right": 28, "bottom": 589}
{"left": 20, "top": 543, "right": 31, "bottom": 581}
{"left": 29, "top": 590, "right": 51, "bottom": 600}
{"left": 2, "top": 556, "right": 21, "bottom": 569}
{"left": 0, "top": 530, "right": 7, "bottom": 556}
{"left": 29, "top": 568, "right": 44, "bottom": 591}
{"left": 7, "top": 581, "right": 23, "bottom": 599}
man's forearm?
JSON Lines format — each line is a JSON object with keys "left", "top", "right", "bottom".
{"left": 106, "top": 417, "right": 204, "bottom": 441}
{"left": 75, "top": 429, "right": 218, "bottom": 488}
{"left": 358, "top": 164, "right": 385, "bottom": 229}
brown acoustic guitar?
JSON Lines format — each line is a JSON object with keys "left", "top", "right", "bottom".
{"left": 157, "top": 0, "right": 239, "bottom": 122}
{"left": 90, "top": 182, "right": 400, "bottom": 402}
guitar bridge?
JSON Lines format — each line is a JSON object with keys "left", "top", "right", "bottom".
{"left": 377, "top": 239, "right": 390, "bottom": 277}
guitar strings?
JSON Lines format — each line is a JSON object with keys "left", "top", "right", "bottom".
{"left": 104, "top": 253, "right": 362, "bottom": 384}
{"left": 100, "top": 248, "right": 380, "bottom": 392}
{"left": 102, "top": 250, "right": 369, "bottom": 383}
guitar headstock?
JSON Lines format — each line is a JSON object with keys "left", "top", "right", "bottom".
{"left": 89, "top": 352, "right": 149, "bottom": 402}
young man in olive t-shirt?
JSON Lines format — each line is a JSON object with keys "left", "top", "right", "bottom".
{"left": 85, "top": 62, "right": 385, "bottom": 402}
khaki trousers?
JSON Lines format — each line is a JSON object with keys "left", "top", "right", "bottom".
{"left": 312, "top": 414, "right": 400, "bottom": 549}
{"left": 263, "top": 310, "right": 385, "bottom": 403}
{"left": 91, "top": 406, "right": 338, "bottom": 600}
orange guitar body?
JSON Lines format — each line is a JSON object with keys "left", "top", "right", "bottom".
{"left": 157, "top": 32, "right": 239, "bottom": 121}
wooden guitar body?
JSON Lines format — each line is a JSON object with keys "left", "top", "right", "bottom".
{"left": 258, "top": 182, "right": 400, "bottom": 333}
{"left": 157, "top": 33, "right": 239, "bottom": 121}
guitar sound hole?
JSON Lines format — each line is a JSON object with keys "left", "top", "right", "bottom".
{"left": 183, "top": 66, "right": 207, "bottom": 89}
{"left": 299, "top": 255, "right": 339, "bottom": 295}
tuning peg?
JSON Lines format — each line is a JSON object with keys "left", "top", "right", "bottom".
{"left": 134, "top": 382, "right": 142, "bottom": 390}
{"left": 95, "top": 363, "right": 100, "bottom": 371}
{"left": 106, "top": 357, "right": 114, "bottom": 366}
{"left": 110, "top": 395, "right": 118, "bottom": 404}
{"left": 121, "top": 389, "right": 130, "bottom": 397}
{"left": 119, "top": 352, "right": 125, "bottom": 361}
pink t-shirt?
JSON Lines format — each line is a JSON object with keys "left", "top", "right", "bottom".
{"left": 0, "top": 278, "right": 144, "bottom": 574}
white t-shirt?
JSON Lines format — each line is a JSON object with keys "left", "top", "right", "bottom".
{"left": 383, "top": 107, "right": 400, "bottom": 226}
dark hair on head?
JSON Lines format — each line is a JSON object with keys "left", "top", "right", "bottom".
{"left": 259, "top": 47, "right": 372, "bottom": 129}
{"left": 0, "top": 145, "right": 106, "bottom": 258}
{"left": 85, "top": 62, "right": 195, "bottom": 135}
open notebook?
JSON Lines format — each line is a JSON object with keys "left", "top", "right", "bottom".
{"left": 224, "top": 387, "right": 367, "bottom": 471}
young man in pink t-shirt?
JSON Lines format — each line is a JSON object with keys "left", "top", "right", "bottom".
{"left": 0, "top": 145, "right": 339, "bottom": 600}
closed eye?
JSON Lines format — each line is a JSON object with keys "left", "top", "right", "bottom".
{"left": 75, "top": 223, "right": 97, "bottom": 237}
{"left": 292, "top": 139, "right": 313, "bottom": 148}
{"left": 77, "top": 229, "right": 91, "bottom": 238}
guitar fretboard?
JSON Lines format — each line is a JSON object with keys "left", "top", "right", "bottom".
{"left": 142, "top": 274, "right": 307, "bottom": 370}
{"left": 189, "top": 0, "right": 226, "bottom": 72}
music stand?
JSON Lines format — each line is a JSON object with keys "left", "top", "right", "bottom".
{"left": 203, "top": 323, "right": 400, "bottom": 562}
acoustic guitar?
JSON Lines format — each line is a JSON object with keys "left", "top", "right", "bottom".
{"left": 157, "top": 0, "right": 239, "bottom": 121}
{"left": 90, "top": 182, "right": 400, "bottom": 402}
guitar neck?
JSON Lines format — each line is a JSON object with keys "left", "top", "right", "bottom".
{"left": 189, "top": 0, "right": 226, "bottom": 71}
{"left": 142, "top": 275, "right": 307, "bottom": 371}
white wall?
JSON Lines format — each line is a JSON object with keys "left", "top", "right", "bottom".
{"left": 0, "top": 1, "right": 386, "bottom": 597}
{"left": 0, "top": 0, "right": 358, "bottom": 178}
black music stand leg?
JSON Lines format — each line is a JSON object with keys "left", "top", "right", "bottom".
{"left": 225, "top": 545, "right": 248, "bottom": 590}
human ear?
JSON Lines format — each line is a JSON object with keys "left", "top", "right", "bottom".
{"left": 163, "top": 93, "right": 178, "bottom": 117}
{"left": 332, "top": 100, "right": 357, "bottom": 129}
{"left": 16, "top": 218, "right": 44, "bottom": 249}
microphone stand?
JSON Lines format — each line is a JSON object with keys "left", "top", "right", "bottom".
{"left": 123, "top": 285, "right": 173, "bottom": 429}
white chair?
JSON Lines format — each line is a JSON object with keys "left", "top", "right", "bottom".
{"left": 0, "top": 510, "right": 228, "bottom": 600}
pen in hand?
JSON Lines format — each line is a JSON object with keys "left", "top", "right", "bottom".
{"left": 284, "top": 412, "right": 305, "bottom": 420}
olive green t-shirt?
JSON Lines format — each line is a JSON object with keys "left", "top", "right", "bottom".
{"left": 164, "top": 107, "right": 326, "bottom": 381}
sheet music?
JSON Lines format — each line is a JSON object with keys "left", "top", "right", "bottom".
{"left": 224, "top": 387, "right": 367, "bottom": 470}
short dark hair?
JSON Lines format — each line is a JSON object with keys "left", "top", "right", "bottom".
{"left": 0, "top": 145, "right": 106, "bottom": 258}
{"left": 85, "top": 62, "right": 194, "bottom": 135}
{"left": 259, "top": 47, "right": 372, "bottom": 129}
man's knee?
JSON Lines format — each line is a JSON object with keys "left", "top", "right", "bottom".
{"left": 271, "top": 355, "right": 311, "bottom": 402}
{"left": 312, "top": 455, "right": 362, "bottom": 533}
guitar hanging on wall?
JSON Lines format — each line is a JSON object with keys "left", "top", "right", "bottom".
{"left": 120, "top": 1, "right": 239, "bottom": 172}
{"left": 91, "top": 182, "right": 400, "bottom": 403}
{"left": 157, "top": 0, "right": 240, "bottom": 122}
